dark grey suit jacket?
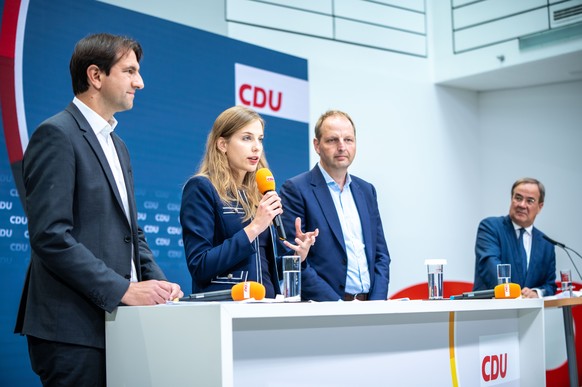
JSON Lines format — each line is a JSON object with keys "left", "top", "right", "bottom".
{"left": 14, "top": 102, "right": 166, "bottom": 349}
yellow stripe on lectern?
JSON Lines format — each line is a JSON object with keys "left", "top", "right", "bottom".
{"left": 449, "top": 311, "right": 459, "bottom": 387}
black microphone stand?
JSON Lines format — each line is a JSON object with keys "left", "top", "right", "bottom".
{"left": 544, "top": 235, "right": 582, "bottom": 282}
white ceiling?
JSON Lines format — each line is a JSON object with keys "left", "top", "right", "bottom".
{"left": 437, "top": 44, "right": 582, "bottom": 92}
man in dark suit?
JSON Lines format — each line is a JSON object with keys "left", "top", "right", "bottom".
{"left": 14, "top": 33, "right": 183, "bottom": 386}
{"left": 280, "top": 110, "right": 390, "bottom": 302}
{"left": 473, "top": 178, "right": 556, "bottom": 298}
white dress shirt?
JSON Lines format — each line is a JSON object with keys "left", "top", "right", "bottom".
{"left": 318, "top": 164, "right": 370, "bottom": 295}
{"left": 73, "top": 98, "right": 138, "bottom": 282}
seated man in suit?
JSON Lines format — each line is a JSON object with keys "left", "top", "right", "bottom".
{"left": 473, "top": 177, "right": 556, "bottom": 298}
{"left": 280, "top": 110, "right": 391, "bottom": 301}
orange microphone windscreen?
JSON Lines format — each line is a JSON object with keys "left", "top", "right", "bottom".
{"left": 494, "top": 283, "right": 521, "bottom": 299}
{"left": 256, "top": 168, "right": 276, "bottom": 194}
{"left": 231, "top": 281, "right": 266, "bottom": 301}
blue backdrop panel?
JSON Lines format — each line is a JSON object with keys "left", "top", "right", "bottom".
{"left": 0, "top": 0, "right": 309, "bottom": 384}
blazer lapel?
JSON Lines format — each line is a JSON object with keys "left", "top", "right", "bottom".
{"left": 66, "top": 103, "right": 128, "bottom": 224}
{"left": 110, "top": 133, "right": 141, "bottom": 277}
{"left": 310, "top": 168, "right": 346, "bottom": 252}
{"left": 525, "top": 228, "right": 543, "bottom": 284}
{"left": 503, "top": 216, "right": 526, "bottom": 284}
{"left": 111, "top": 133, "right": 136, "bottom": 228}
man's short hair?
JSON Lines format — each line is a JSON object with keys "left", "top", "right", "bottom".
{"left": 314, "top": 110, "right": 356, "bottom": 140}
{"left": 511, "top": 177, "right": 545, "bottom": 203}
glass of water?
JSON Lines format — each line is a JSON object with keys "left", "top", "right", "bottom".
{"left": 497, "top": 264, "right": 511, "bottom": 285}
{"left": 282, "top": 255, "right": 301, "bottom": 302}
{"left": 425, "top": 259, "right": 446, "bottom": 300}
{"left": 560, "top": 269, "right": 573, "bottom": 297}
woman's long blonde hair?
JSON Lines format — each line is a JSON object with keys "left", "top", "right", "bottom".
{"left": 196, "top": 106, "right": 268, "bottom": 221}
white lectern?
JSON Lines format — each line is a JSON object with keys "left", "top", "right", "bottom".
{"left": 106, "top": 299, "right": 544, "bottom": 386}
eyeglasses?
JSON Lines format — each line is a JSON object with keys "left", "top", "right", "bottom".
{"left": 512, "top": 194, "right": 537, "bottom": 206}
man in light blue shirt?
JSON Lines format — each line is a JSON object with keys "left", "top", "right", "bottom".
{"left": 280, "top": 110, "right": 391, "bottom": 301}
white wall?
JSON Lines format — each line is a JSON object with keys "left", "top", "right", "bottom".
{"left": 99, "top": 0, "right": 582, "bottom": 295}
{"left": 479, "top": 80, "right": 582, "bottom": 277}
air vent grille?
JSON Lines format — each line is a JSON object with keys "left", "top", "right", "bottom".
{"left": 554, "top": 5, "right": 582, "bottom": 21}
{"left": 552, "top": 1, "right": 582, "bottom": 27}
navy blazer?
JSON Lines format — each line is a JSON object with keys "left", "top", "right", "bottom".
{"left": 14, "top": 103, "right": 166, "bottom": 349}
{"left": 180, "top": 176, "right": 281, "bottom": 294}
{"left": 473, "top": 215, "right": 556, "bottom": 296}
{"left": 279, "top": 166, "right": 390, "bottom": 301}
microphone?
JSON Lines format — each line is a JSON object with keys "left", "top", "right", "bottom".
{"left": 493, "top": 283, "right": 521, "bottom": 299}
{"left": 543, "top": 235, "right": 566, "bottom": 248}
{"left": 450, "top": 283, "right": 522, "bottom": 300}
{"left": 450, "top": 289, "right": 495, "bottom": 300}
{"left": 179, "top": 289, "right": 231, "bottom": 301}
{"left": 231, "top": 281, "right": 266, "bottom": 301}
{"left": 543, "top": 234, "right": 582, "bottom": 281}
{"left": 255, "top": 168, "right": 287, "bottom": 241}
{"left": 179, "top": 281, "right": 266, "bottom": 302}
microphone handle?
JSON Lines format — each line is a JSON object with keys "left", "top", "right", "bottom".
{"left": 451, "top": 289, "right": 494, "bottom": 299}
{"left": 543, "top": 234, "right": 566, "bottom": 248}
{"left": 263, "top": 189, "right": 286, "bottom": 240}
{"left": 179, "top": 289, "right": 232, "bottom": 302}
{"left": 273, "top": 214, "right": 287, "bottom": 241}
{"left": 464, "top": 290, "right": 494, "bottom": 299}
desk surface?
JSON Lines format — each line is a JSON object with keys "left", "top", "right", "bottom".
{"left": 544, "top": 297, "right": 582, "bottom": 308}
{"left": 133, "top": 298, "right": 544, "bottom": 317}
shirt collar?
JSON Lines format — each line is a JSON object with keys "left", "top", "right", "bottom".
{"left": 317, "top": 163, "right": 351, "bottom": 190}
{"left": 73, "top": 97, "right": 118, "bottom": 137}
{"left": 512, "top": 221, "right": 533, "bottom": 235}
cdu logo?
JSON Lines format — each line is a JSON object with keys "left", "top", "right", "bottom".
{"left": 479, "top": 333, "right": 519, "bottom": 385}
{"left": 154, "top": 213, "right": 170, "bottom": 222}
{"left": 235, "top": 63, "right": 308, "bottom": 123}
{"left": 155, "top": 238, "right": 171, "bottom": 246}
{"left": 143, "top": 225, "right": 159, "bottom": 234}
{"left": 0, "top": 201, "right": 13, "bottom": 210}
{"left": 0, "top": 229, "right": 13, "bottom": 238}
{"left": 238, "top": 83, "right": 282, "bottom": 112}
{"left": 9, "top": 216, "right": 27, "bottom": 225}
{"left": 167, "top": 226, "right": 181, "bottom": 235}
{"left": 481, "top": 353, "right": 507, "bottom": 382}
{"left": 143, "top": 201, "right": 159, "bottom": 210}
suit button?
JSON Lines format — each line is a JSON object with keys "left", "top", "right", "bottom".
{"left": 227, "top": 273, "right": 233, "bottom": 279}
{"left": 339, "top": 284, "right": 345, "bottom": 290}
{"left": 124, "top": 236, "right": 131, "bottom": 243}
{"left": 124, "top": 274, "right": 131, "bottom": 280}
